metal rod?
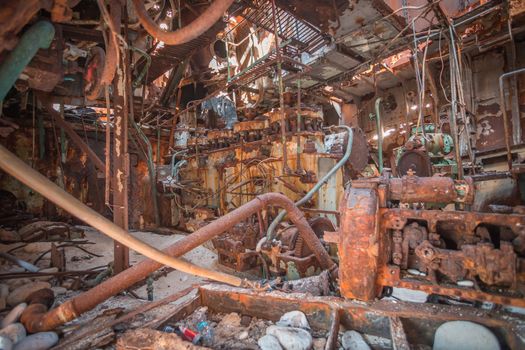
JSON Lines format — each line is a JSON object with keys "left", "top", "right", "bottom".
{"left": 499, "top": 67, "right": 525, "bottom": 172}
{"left": 296, "top": 76, "right": 302, "bottom": 171}
{"left": 448, "top": 25, "right": 464, "bottom": 179}
{"left": 271, "top": 0, "right": 289, "bottom": 175}
{"left": 375, "top": 97, "right": 384, "bottom": 174}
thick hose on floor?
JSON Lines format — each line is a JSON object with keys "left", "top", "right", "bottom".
{"left": 0, "top": 143, "right": 243, "bottom": 290}
{"left": 17, "top": 192, "right": 334, "bottom": 332}
{"left": 266, "top": 125, "right": 354, "bottom": 240}
{"left": 131, "top": 0, "right": 234, "bottom": 45}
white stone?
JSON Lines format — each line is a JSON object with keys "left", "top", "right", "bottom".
{"left": 258, "top": 335, "right": 283, "bottom": 350}
{"left": 433, "top": 321, "right": 500, "bottom": 350}
{"left": 238, "top": 330, "right": 249, "bottom": 340}
{"left": 13, "top": 332, "right": 58, "bottom": 350}
{"left": 266, "top": 325, "right": 313, "bottom": 350}
{"left": 0, "top": 324, "right": 25, "bottom": 345}
{"left": 0, "top": 335, "right": 13, "bottom": 350}
{"left": 342, "top": 330, "right": 371, "bottom": 350}
{"left": 390, "top": 287, "right": 428, "bottom": 303}
{"left": 6, "top": 282, "right": 50, "bottom": 307}
{"left": 457, "top": 280, "right": 474, "bottom": 287}
{"left": 1, "top": 304, "right": 27, "bottom": 329}
{"left": 50, "top": 287, "right": 67, "bottom": 296}
{"left": 276, "top": 311, "right": 310, "bottom": 329}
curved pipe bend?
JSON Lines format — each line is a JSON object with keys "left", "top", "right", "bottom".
{"left": 16, "top": 190, "right": 334, "bottom": 332}
{"left": 131, "top": 0, "right": 234, "bottom": 46}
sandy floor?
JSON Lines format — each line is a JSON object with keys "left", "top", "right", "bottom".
{"left": 0, "top": 225, "right": 219, "bottom": 300}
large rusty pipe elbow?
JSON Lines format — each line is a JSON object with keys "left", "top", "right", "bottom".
{"left": 86, "top": 0, "right": 121, "bottom": 100}
{"left": 20, "top": 192, "right": 335, "bottom": 332}
{"left": 131, "top": 0, "right": 234, "bottom": 46}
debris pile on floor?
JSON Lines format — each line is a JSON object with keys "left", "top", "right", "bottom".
{"left": 123, "top": 307, "right": 351, "bottom": 350}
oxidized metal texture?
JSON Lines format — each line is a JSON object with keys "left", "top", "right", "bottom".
{"left": 336, "top": 186, "right": 380, "bottom": 300}
{"left": 396, "top": 149, "right": 432, "bottom": 177}
{"left": 336, "top": 176, "right": 525, "bottom": 307}
{"left": 388, "top": 176, "right": 474, "bottom": 204}
{"left": 0, "top": 0, "right": 47, "bottom": 53}
{"left": 40, "top": 95, "right": 106, "bottom": 172}
{"left": 212, "top": 219, "right": 260, "bottom": 271}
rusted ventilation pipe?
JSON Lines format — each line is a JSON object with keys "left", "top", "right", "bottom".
{"left": 0, "top": 144, "right": 335, "bottom": 331}
{"left": 131, "top": 0, "right": 234, "bottom": 45}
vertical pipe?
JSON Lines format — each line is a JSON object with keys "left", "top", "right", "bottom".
{"left": 296, "top": 76, "right": 302, "bottom": 171}
{"left": 374, "top": 97, "right": 383, "bottom": 174}
{"left": 448, "top": 25, "right": 464, "bottom": 179}
{"left": 271, "top": 0, "right": 288, "bottom": 174}
{"left": 499, "top": 67, "right": 525, "bottom": 172}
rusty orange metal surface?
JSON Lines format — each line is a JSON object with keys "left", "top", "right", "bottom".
{"left": 333, "top": 175, "right": 525, "bottom": 308}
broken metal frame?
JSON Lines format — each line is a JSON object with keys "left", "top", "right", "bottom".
{"left": 167, "top": 284, "right": 525, "bottom": 349}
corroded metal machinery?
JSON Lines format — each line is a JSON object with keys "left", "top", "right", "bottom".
{"left": 395, "top": 124, "right": 455, "bottom": 177}
{"left": 157, "top": 105, "right": 369, "bottom": 273}
{"left": 326, "top": 174, "right": 525, "bottom": 307}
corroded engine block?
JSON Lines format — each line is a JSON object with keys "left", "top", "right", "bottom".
{"left": 326, "top": 174, "right": 525, "bottom": 306}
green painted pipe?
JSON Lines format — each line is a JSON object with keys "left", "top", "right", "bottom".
{"left": 375, "top": 97, "right": 384, "bottom": 173}
{"left": 0, "top": 21, "right": 55, "bottom": 102}
{"left": 266, "top": 125, "right": 354, "bottom": 240}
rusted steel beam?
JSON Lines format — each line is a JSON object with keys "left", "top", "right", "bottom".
{"left": 325, "top": 307, "right": 340, "bottom": 350}
{"left": 111, "top": 38, "right": 130, "bottom": 274}
{"left": 39, "top": 95, "right": 105, "bottom": 172}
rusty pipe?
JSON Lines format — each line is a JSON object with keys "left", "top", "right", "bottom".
{"left": 389, "top": 176, "right": 474, "bottom": 204}
{"left": 19, "top": 192, "right": 335, "bottom": 332}
{"left": 0, "top": 144, "right": 252, "bottom": 326}
{"left": 86, "top": 0, "right": 121, "bottom": 100}
{"left": 131, "top": 0, "right": 234, "bottom": 46}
